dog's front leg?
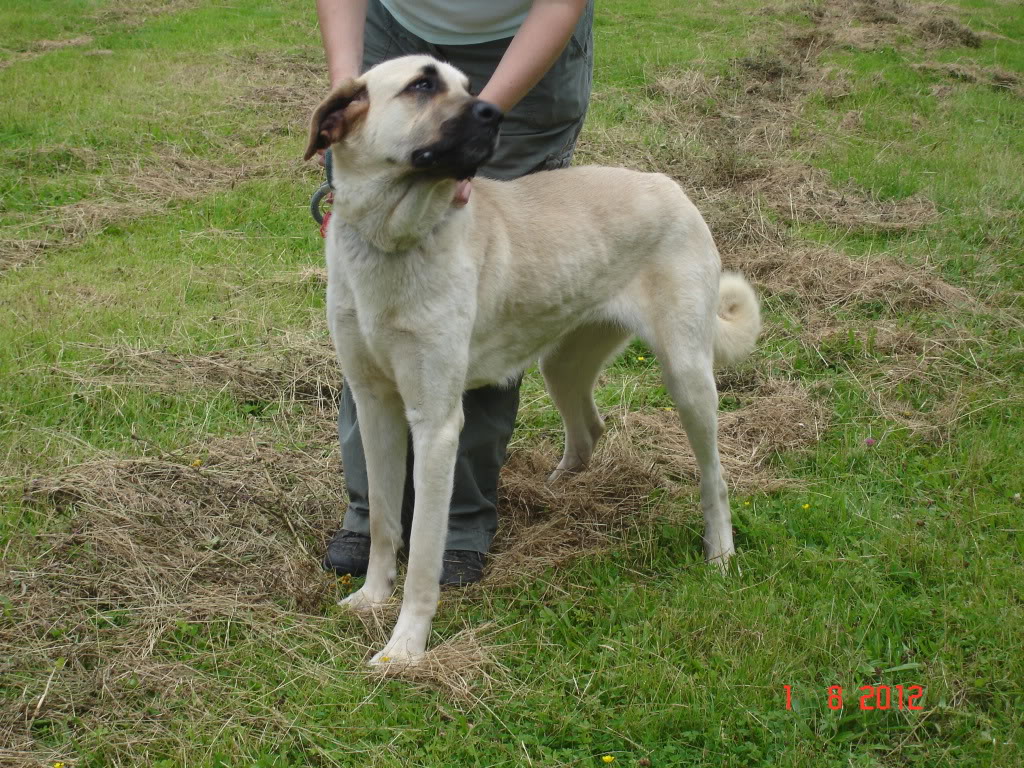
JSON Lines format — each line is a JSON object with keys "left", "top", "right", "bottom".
{"left": 370, "top": 402, "right": 464, "bottom": 666}
{"left": 339, "top": 384, "right": 408, "bottom": 611}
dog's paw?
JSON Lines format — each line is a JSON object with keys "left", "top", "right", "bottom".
{"left": 546, "top": 468, "right": 568, "bottom": 484}
{"left": 546, "top": 465, "right": 582, "bottom": 484}
{"left": 369, "top": 641, "right": 424, "bottom": 668}
{"left": 339, "top": 586, "right": 391, "bottom": 612}
{"left": 705, "top": 548, "right": 737, "bottom": 575}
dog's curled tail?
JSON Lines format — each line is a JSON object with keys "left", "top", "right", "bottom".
{"left": 714, "top": 272, "right": 761, "bottom": 367}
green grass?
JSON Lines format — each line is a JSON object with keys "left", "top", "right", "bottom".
{"left": 2, "top": 0, "right": 1023, "bottom": 766}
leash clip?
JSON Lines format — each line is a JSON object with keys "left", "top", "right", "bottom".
{"left": 310, "top": 181, "right": 333, "bottom": 237}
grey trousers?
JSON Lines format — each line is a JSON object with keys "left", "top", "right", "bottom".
{"left": 337, "top": 0, "right": 595, "bottom": 553}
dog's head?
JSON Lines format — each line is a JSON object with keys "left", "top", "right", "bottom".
{"left": 303, "top": 55, "right": 503, "bottom": 181}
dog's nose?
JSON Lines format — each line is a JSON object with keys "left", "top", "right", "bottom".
{"left": 471, "top": 100, "right": 503, "bottom": 127}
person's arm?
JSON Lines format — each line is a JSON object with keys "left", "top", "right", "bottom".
{"left": 317, "top": 0, "right": 368, "bottom": 88}
{"left": 478, "top": 0, "right": 589, "bottom": 112}
{"left": 449, "top": 0, "right": 587, "bottom": 203}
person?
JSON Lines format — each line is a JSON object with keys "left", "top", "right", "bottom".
{"left": 316, "top": 0, "right": 594, "bottom": 585}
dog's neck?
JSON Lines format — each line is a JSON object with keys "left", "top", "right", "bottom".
{"left": 329, "top": 160, "right": 460, "bottom": 253}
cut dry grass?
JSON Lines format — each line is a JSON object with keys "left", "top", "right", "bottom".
{"left": 17, "top": 430, "right": 340, "bottom": 614}
{"left": 88, "top": 0, "right": 203, "bottom": 30}
{"left": 629, "top": 55, "right": 976, "bottom": 327}
{"left": 730, "top": 244, "right": 974, "bottom": 315}
{"left": 3, "top": 362, "right": 830, "bottom": 750}
{"left": 579, "top": 0, "right": 990, "bottom": 260}
{"left": 2, "top": 429, "right": 348, "bottom": 762}
{"left": 50, "top": 335, "right": 342, "bottom": 415}
{"left": 0, "top": 0, "right": 203, "bottom": 70}
{"left": 2, "top": 414, "right": 513, "bottom": 762}
{"left": 0, "top": 35, "right": 95, "bottom": 70}
{"left": 916, "top": 15, "right": 983, "bottom": 48}
{"left": 580, "top": 22, "right": 948, "bottom": 321}
{"left": 2, "top": 41, "right": 327, "bottom": 273}
{"left": 0, "top": 239, "right": 50, "bottom": 273}
{"left": 808, "top": 0, "right": 984, "bottom": 51}
{"left": 798, "top": 321, "right": 1011, "bottom": 438}
{"left": 367, "top": 624, "right": 509, "bottom": 704}
{"left": 0, "top": 145, "right": 282, "bottom": 273}
{"left": 914, "top": 60, "right": 1024, "bottom": 97}
{"left": 745, "top": 164, "right": 938, "bottom": 233}
{"left": 801, "top": 322, "right": 929, "bottom": 359}
{"left": 492, "top": 376, "right": 828, "bottom": 583}
{"left": 228, "top": 48, "right": 327, "bottom": 125}
{"left": 491, "top": 441, "right": 665, "bottom": 585}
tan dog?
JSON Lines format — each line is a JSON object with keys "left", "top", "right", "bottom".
{"left": 304, "top": 55, "right": 761, "bottom": 665}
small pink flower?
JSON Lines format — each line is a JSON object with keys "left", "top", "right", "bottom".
{"left": 864, "top": 437, "right": 876, "bottom": 447}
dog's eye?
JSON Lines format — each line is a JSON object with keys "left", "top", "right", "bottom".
{"left": 407, "top": 77, "right": 435, "bottom": 93}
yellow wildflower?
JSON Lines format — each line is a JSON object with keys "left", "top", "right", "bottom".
{"left": 802, "top": 503, "right": 810, "bottom": 510}
{"left": 744, "top": 501, "right": 751, "bottom": 506}
{"left": 636, "top": 356, "right": 646, "bottom": 362}
{"left": 190, "top": 459, "right": 202, "bottom": 468}
{"left": 602, "top": 757, "right": 615, "bottom": 764}
{"left": 54, "top": 763, "right": 65, "bottom": 768}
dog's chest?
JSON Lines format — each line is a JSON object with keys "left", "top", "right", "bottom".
{"left": 327, "top": 229, "right": 473, "bottom": 375}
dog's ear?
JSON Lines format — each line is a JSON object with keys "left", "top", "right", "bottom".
{"left": 303, "top": 79, "right": 369, "bottom": 161}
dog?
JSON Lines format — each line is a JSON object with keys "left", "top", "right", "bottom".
{"left": 304, "top": 54, "right": 761, "bottom": 665}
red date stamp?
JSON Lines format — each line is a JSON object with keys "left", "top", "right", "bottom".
{"left": 784, "top": 685, "right": 924, "bottom": 710}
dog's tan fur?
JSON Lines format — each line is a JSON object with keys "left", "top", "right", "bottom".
{"left": 307, "top": 55, "right": 761, "bottom": 665}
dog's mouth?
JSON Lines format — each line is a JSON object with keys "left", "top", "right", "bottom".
{"left": 410, "top": 99, "right": 503, "bottom": 180}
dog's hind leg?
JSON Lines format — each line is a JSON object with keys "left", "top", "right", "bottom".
{"left": 638, "top": 282, "right": 735, "bottom": 570}
{"left": 661, "top": 353, "right": 734, "bottom": 569}
{"left": 338, "top": 384, "right": 408, "bottom": 611}
{"left": 540, "top": 322, "right": 631, "bottom": 482}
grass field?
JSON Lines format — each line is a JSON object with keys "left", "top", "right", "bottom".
{"left": 2, "top": 0, "right": 1022, "bottom": 765}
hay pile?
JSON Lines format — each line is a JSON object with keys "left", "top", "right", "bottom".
{"left": 368, "top": 625, "right": 509, "bottom": 703}
{"left": 2, "top": 429, "right": 349, "bottom": 763}
{"left": 3, "top": 354, "right": 830, "bottom": 756}
{"left": 814, "top": 0, "right": 984, "bottom": 51}
{"left": 1, "top": 41, "right": 324, "bottom": 273}
{"left": 0, "top": 144, "right": 281, "bottom": 274}
{"left": 575, "top": 2, "right": 979, "bottom": 341}
{"left": 492, "top": 376, "right": 828, "bottom": 582}
{"left": 728, "top": 245, "right": 973, "bottom": 316}
{"left": 50, "top": 336, "right": 342, "bottom": 415}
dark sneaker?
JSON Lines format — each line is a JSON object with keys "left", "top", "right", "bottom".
{"left": 440, "top": 550, "right": 486, "bottom": 587}
{"left": 324, "top": 531, "right": 486, "bottom": 586}
{"left": 323, "top": 529, "right": 370, "bottom": 576}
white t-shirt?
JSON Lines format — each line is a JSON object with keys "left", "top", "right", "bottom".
{"left": 380, "top": 1, "right": 533, "bottom": 45}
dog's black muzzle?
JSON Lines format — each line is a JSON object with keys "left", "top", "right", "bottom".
{"left": 410, "top": 100, "right": 503, "bottom": 180}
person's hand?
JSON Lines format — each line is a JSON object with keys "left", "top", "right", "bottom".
{"left": 453, "top": 180, "right": 472, "bottom": 207}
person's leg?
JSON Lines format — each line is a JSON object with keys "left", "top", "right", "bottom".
{"left": 428, "top": 2, "right": 595, "bottom": 563}
{"left": 326, "top": 0, "right": 432, "bottom": 575}
{"left": 438, "top": 0, "right": 594, "bottom": 180}
{"left": 442, "top": 383, "right": 520, "bottom": 550}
